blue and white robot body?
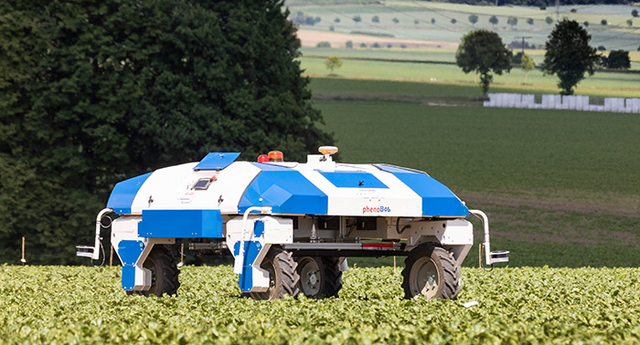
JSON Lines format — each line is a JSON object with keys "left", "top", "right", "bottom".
{"left": 79, "top": 148, "right": 506, "bottom": 297}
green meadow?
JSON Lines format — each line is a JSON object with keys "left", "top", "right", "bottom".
{"left": 300, "top": 56, "right": 640, "bottom": 98}
{"left": 302, "top": 56, "right": 640, "bottom": 268}
{"left": 297, "top": 10, "right": 640, "bottom": 268}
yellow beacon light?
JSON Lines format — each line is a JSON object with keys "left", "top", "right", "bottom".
{"left": 318, "top": 146, "right": 339, "bottom": 155}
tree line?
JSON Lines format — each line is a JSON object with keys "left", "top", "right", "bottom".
{"left": 456, "top": 19, "right": 612, "bottom": 96}
{"left": 0, "top": 0, "right": 333, "bottom": 264}
{"left": 288, "top": 0, "right": 628, "bottom": 6}
{"left": 445, "top": 0, "right": 627, "bottom": 6}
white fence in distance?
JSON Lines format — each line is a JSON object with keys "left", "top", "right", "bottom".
{"left": 483, "top": 93, "right": 640, "bottom": 113}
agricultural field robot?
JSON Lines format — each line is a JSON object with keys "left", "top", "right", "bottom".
{"left": 78, "top": 147, "right": 508, "bottom": 300}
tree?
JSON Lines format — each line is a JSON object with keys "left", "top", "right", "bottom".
{"left": 527, "top": 18, "right": 534, "bottom": 25}
{"left": 456, "top": 30, "right": 512, "bottom": 97}
{"left": 469, "top": 14, "right": 479, "bottom": 25}
{"left": 633, "top": 9, "right": 639, "bottom": 18}
{"left": 335, "top": 17, "right": 341, "bottom": 23}
{"left": 584, "top": 21, "right": 589, "bottom": 27}
{"left": 545, "top": 16, "right": 554, "bottom": 25}
{"left": 489, "top": 15, "right": 498, "bottom": 27}
{"left": 538, "top": 0, "right": 547, "bottom": 10}
{"left": 431, "top": 18, "right": 436, "bottom": 24}
{"left": 0, "top": 0, "right": 334, "bottom": 264}
{"left": 541, "top": 20, "right": 600, "bottom": 95}
{"left": 325, "top": 56, "right": 343, "bottom": 74}
{"left": 512, "top": 51, "right": 524, "bottom": 65}
{"left": 627, "top": 19, "right": 633, "bottom": 27}
{"left": 507, "top": 16, "right": 518, "bottom": 28}
{"left": 606, "top": 50, "right": 630, "bottom": 69}
{"left": 521, "top": 53, "right": 535, "bottom": 84}
{"left": 372, "top": 15, "right": 380, "bottom": 23}
{"left": 601, "top": 19, "right": 608, "bottom": 25}
{"left": 451, "top": 18, "right": 457, "bottom": 24}
{"left": 353, "top": 15, "right": 361, "bottom": 25}
{"left": 414, "top": 19, "right": 419, "bottom": 25}
{"left": 346, "top": 40, "right": 353, "bottom": 48}
{"left": 392, "top": 17, "right": 399, "bottom": 24}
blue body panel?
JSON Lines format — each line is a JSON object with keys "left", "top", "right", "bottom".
{"left": 320, "top": 171, "right": 388, "bottom": 189}
{"left": 239, "top": 163, "right": 328, "bottom": 215}
{"left": 138, "top": 209, "right": 223, "bottom": 238}
{"left": 233, "top": 233, "right": 264, "bottom": 293}
{"left": 253, "top": 220, "right": 265, "bottom": 238}
{"left": 194, "top": 152, "right": 241, "bottom": 170}
{"left": 375, "top": 164, "right": 469, "bottom": 217}
{"left": 107, "top": 172, "right": 152, "bottom": 215}
{"left": 118, "top": 240, "right": 145, "bottom": 290}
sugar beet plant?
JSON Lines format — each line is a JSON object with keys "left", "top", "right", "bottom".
{"left": 1, "top": 265, "right": 640, "bottom": 344}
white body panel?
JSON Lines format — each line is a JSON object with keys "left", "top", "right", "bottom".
{"left": 298, "top": 163, "right": 422, "bottom": 217}
{"left": 130, "top": 162, "right": 261, "bottom": 215}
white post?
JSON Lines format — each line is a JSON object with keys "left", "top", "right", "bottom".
{"left": 469, "top": 209, "right": 491, "bottom": 267}
{"left": 92, "top": 208, "right": 113, "bottom": 260}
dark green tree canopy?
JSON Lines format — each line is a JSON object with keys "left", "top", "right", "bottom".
{"left": 605, "top": 50, "right": 630, "bottom": 69}
{"left": 541, "top": 19, "right": 600, "bottom": 95}
{"left": 0, "top": 0, "right": 333, "bottom": 264}
{"left": 468, "top": 14, "right": 479, "bottom": 25}
{"left": 455, "top": 30, "right": 512, "bottom": 96}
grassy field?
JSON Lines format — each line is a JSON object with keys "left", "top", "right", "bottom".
{"left": 300, "top": 47, "right": 640, "bottom": 69}
{"left": 300, "top": 57, "right": 640, "bottom": 98}
{"left": 311, "top": 94, "right": 640, "bottom": 268}
{"left": 3, "top": 265, "right": 640, "bottom": 344}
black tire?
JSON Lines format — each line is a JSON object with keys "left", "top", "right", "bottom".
{"left": 321, "top": 257, "right": 343, "bottom": 297}
{"left": 128, "top": 246, "right": 180, "bottom": 297}
{"left": 401, "top": 244, "right": 460, "bottom": 300}
{"left": 296, "top": 256, "right": 343, "bottom": 298}
{"left": 248, "top": 246, "right": 300, "bottom": 300}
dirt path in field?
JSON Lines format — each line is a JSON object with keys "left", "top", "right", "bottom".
{"left": 459, "top": 191, "right": 640, "bottom": 248}
{"left": 461, "top": 191, "right": 640, "bottom": 218}
{"left": 297, "top": 29, "right": 458, "bottom": 49}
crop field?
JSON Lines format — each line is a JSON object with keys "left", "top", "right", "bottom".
{"left": 300, "top": 58, "right": 640, "bottom": 98}
{"left": 290, "top": 2, "right": 640, "bottom": 51}
{"left": 2, "top": 265, "right": 640, "bottom": 344}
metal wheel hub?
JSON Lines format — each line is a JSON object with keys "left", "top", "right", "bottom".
{"left": 410, "top": 257, "right": 440, "bottom": 299}
{"left": 307, "top": 270, "right": 319, "bottom": 285}
{"left": 299, "top": 258, "right": 322, "bottom": 295}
